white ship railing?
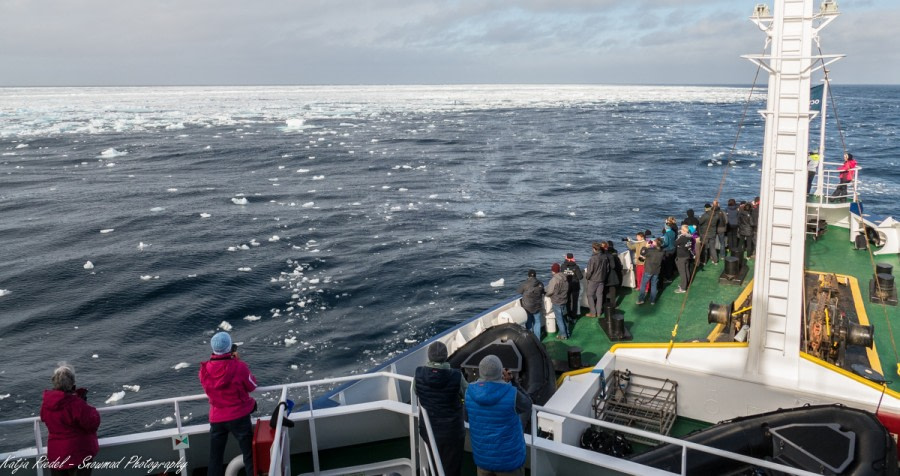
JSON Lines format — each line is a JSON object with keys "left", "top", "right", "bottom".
{"left": 0, "top": 371, "right": 423, "bottom": 476}
{"left": 816, "top": 163, "right": 860, "bottom": 203}
{"left": 530, "top": 404, "right": 824, "bottom": 476}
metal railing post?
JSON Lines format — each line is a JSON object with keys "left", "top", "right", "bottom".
{"left": 268, "top": 387, "right": 289, "bottom": 476}
{"left": 681, "top": 445, "right": 688, "bottom": 476}
{"left": 409, "top": 382, "right": 417, "bottom": 473}
{"left": 530, "top": 406, "right": 538, "bottom": 474}
{"left": 307, "top": 384, "right": 320, "bottom": 475}
{"left": 173, "top": 401, "right": 188, "bottom": 476}
{"left": 33, "top": 420, "right": 44, "bottom": 476}
{"left": 419, "top": 406, "right": 444, "bottom": 476}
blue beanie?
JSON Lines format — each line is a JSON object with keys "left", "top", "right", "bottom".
{"left": 211, "top": 332, "right": 232, "bottom": 355}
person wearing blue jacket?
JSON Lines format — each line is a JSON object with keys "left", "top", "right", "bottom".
{"left": 465, "top": 355, "right": 533, "bottom": 476}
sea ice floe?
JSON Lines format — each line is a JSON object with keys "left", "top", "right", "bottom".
{"left": 150, "top": 207, "right": 165, "bottom": 212}
{"left": 218, "top": 321, "right": 233, "bottom": 331}
{"left": 0, "top": 290, "right": 8, "bottom": 298}
{"left": 167, "top": 188, "right": 178, "bottom": 192}
{"left": 100, "top": 148, "right": 127, "bottom": 158}
{"left": 100, "top": 229, "right": 114, "bottom": 234}
{"left": 474, "top": 211, "right": 486, "bottom": 218}
{"left": 244, "top": 315, "right": 261, "bottom": 322}
{"left": 238, "top": 267, "right": 252, "bottom": 272}
{"left": 123, "top": 385, "right": 141, "bottom": 392}
{"left": 92, "top": 354, "right": 99, "bottom": 358}
{"left": 404, "top": 338, "right": 416, "bottom": 344}
{"left": 15, "top": 143, "right": 28, "bottom": 149}
{"left": 83, "top": 261, "right": 94, "bottom": 270}
{"left": 284, "top": 337, "right": 297, "bottom": 346}
{"left": 296, "top": 169, "right": 310, "bottom": 173}
{"left": 140, "top": 275, "right": 153, "bottom": 281}
{"left": 268, "top": 235, "right": 280, "bottom": 242}
{"left": 105, "top": 391, "right": 126, "bottom": 404}
{"left": 232, "top": 197, "right": 249, "bottom": 205}
{"left": 200, "top": 213, "right": 211, "bottom": 218}
{"left": 490, "top": 278, "right": 505, "bottom": 287}
{"left": 138, "top": 242, "right": 150, "bottom": 250}
{"left": 0, "top": 394, "right": 10, "bottom": 399}
{"left": 312, "top": 175, "right": 325, "bottom": 180}
{"left": 302, "top": 202, "right": 314, "bottom": 208}
{"left": 290, "top": 364, "right": 299, "bottom": 370}
{"left": 173, "top": 362, "right": 190, "bottom": 370}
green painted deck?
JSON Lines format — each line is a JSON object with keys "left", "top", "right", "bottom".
{"left": 542, "top": 227, "right": 900, "bottom": 392}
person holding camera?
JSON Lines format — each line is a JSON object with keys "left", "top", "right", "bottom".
{"left": 40, "top": 363, "right": 100, "bottom": 476}
{"left": 200, "top": 332, "right": 258, "bottom": 476}
{"left": 465, "top": 355, "right": 533, "bottom": 476}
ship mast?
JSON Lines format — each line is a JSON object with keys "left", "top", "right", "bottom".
{"left": 743, "top": 0, "right": 840, "bottom": 380}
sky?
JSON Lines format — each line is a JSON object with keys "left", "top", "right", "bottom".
{"left": 1, "top": 0, "right": 897, "bottom": 87}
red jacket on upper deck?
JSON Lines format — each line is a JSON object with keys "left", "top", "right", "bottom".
{"left": 40, "top": 389, "right": 100, "bottom": 469}
{"left": 199, "top": 354, "right": 258, "bottom": 423}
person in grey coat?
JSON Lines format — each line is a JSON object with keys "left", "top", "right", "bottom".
{"left": 698, "top": 203, "right": 719, "bottom": 265}
{"left": 583, "top": 242, "right": 608, "bottom": 318}
{"left": 516, "top": 270, "right": 544, "bottom": 339}
{"left": 545, "top": 263, "right": 570, "bottom": 339}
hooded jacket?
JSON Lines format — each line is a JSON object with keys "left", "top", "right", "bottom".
{"left": 516, "top": 277, "right": 544, "bottom": 313}
{"left": 698, "top": 209, "right": 718, "bottom": 240}
{"left": 839, "top": 157, "right": 858, "bottom": 181}
{"left": 604, "top": 250, "right": 622, "bottom": 287}
{"left": 738, "top": 207, "right": 754, "bottom": 237}
{"left": 681, "top": 210, "right": 699, "bottom": 227}
{"left": 715, "top": 207, "right": 728, "bottom": 233}
{"left": 465, "top": 381, "right": 529, "bottom": 472}
{"left": 584, "top": 250, "right": 609, "bottom": 284}
{"left": 199, "top": 354, "right": 258, "bottom": 423}
{"left": 560, "top": 260, "right": 584, "bottom": 284}
{"left": 40, "top": 390, "right": 100, "bottom": 469}
{"left": 546, "top": 272, "right": 569, "bottom": 305}
{"left": 726, "top": 203, "right": 740, "bottom": 226}
{"left": 414, "top": 364, "right": 465, "bottom": 439}
{"left": 641, "top": 246, "right": 665, "bottom": 276}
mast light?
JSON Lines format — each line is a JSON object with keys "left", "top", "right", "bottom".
{"left": 820, "top": 0, "right": 839, "bottom": 14}
{"left": 753, "top": 4, "right": 772, "bottom": 18}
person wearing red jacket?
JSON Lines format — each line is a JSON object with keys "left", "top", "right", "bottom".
{"left": 200, "top": 332, "right": 258, "bottom": 476}
{"left": 40, "top": 363, "right": 100, "bottom": 476}
{"left": 833, "top": 152, "right": 858, "bottom": 201}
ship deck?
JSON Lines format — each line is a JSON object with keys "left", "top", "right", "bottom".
{"left": 542, "top": 228, "right": 900, "bottom": 393}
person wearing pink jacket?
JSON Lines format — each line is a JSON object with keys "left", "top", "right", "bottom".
{"left": 200, "top": 332, "right": 258, "bottom": 476}
{"left": 40, "top": 363, "right": 100, "bottom": 475}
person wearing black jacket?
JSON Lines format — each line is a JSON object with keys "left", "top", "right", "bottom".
{"left": 681, "top": 209, "right": 700, "bottom": 228}
{"left": 583, "top": 242, "right": 608, "bottom": 317}
{"left": 637, "top": 238, "right": 665, "bottom": 305}
{"left": 516, "top": 270, "right": 544, "bottom": 338}
{"left": 674, "top": 225, "right": 694, "bottom": 293}
{"left": 725, "top": 198, "right": 740, "bottom": 253}
{"left": 698, "top": 203, "right": 719, "bottom": 265}
{"left": 414, "top": 342, "right": 467, "bottom": 476}
{"left": 603, "top": 241, "right": 623, "bottom": 316}
{"left": 737, "top": 203, "right": 755, "bottom": 259}
{"left": 560, "top": 253, "right": 584, "bottom": 323}
{"left": 714, "top": 200, "right": 728, "bottom": 259}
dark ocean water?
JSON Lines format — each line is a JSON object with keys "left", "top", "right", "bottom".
{"left": 0, "top": 84, "right": 898, "bottom": 442}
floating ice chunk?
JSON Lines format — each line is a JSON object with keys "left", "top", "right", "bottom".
{"left": 100, "top": 229, "right": 114, "bottom": 234}
{"left": 398, "top": 188, "right": 408, "bottom": 192}
{"left": 232, "top": 197, "right": 249, "bottom": 205}
{"left": 290, "top": 364, "right": 299, "bottom": 370}
{"left": 490, "top": 278, "right": 505, "bottom": 287}
{"left": 305, "top": 370, "right": 314, "bottom": 375}
{"left": 100, "top": 148, "right": 127, "bottom": 158}
{"left": 165, "top": 123, "right": 185, "bottom": 130}
{"left": 167, "top": 188, "right": 178, "bottom": 192}
{"left": 474, "top": 211, "right": 486, "bottom": 218}
{"left": 138, "top": 242, "right": 150, "bottom": 250}
{"left": 218, "top": 321, "right": 233, "bottom": 331}
{"left": 428, "top": 194, "right": 439, "bottom": 199}
{"left": 200, "top": 213, "right": 211, "bottom": 218}
{"left": 244, "top": 315, "right": 261, "bottom": 322}
{"left": 83, "top": 261, "right": 94, "bottom": 270}
{"left": 239, "top": 244, "right": 250, "bottom": 250}
{"left": 140, "top": 275, "right": 153, "bottom": 281}
{"left": 15, "top": 143, "right": 29, "bottom": 149}
{"left": 0, "top": 394, "right": 9, "bottom": 399}
{"left": 92, "top": 354, "right": 99, "bottom": 358}
{"left": 150, "top": 207, "right": 165, "bottom": 212}
{"left": 749, "top": 163, "right": 756, "bottom": 168}
{"left": 284, "top": 336, "right": 297, "bottom": 346}
{"left": 173, "top": 362, "right": 190, "bottom": 370}
{"left": 123, "top": 385, "right": 141, "bottom": 392}
{"left": 312, "top": 175, "right": 325, "bottom": 180}
{"left": 106, "top": 162, "right": 116, "bottom": 167}
{"left": 105, "top": 391, "right": 126, "bottom": 404}
{"left": 268, "top": 235, "right": 280, "bottom": 242}
{"left": 729, "top": 160, "right": 737, "bottom": 165}
{"left": 632, "top": 208, "right": 640, "bottom": 212}
{"left": 568, "top": 212, "right": 576, "bottom": 217}
{"left": 285, "top": 118, "right": 305, "bottom": 129}
{"left": 708, "top": 163, "right": 714, "bottom": 167}
{"left": 302, "top": 202, "right": 314, "bottom": 208}
{"left": 0, "top": 290, "right": 9, "bottom": 297}
{"left": 238, "top": 267, "right": 251, "bottom": 272}
{"left": 296, "top": 169, "right": 309, "bottom": 173}
{"left": 404, "top": 338, "right": 417, "bottom": 344}
{"left": 309, "top": 278, "right": 320, "bottom": 284}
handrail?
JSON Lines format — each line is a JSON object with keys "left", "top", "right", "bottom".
{"left": 419, "top": 406, "right": 445, "bottom": 476}
{"left": 530, "top": 404, "right": 822, "bottom": 476}
{"left": 0, "top": 371, "right": 416, "bottom": 476}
